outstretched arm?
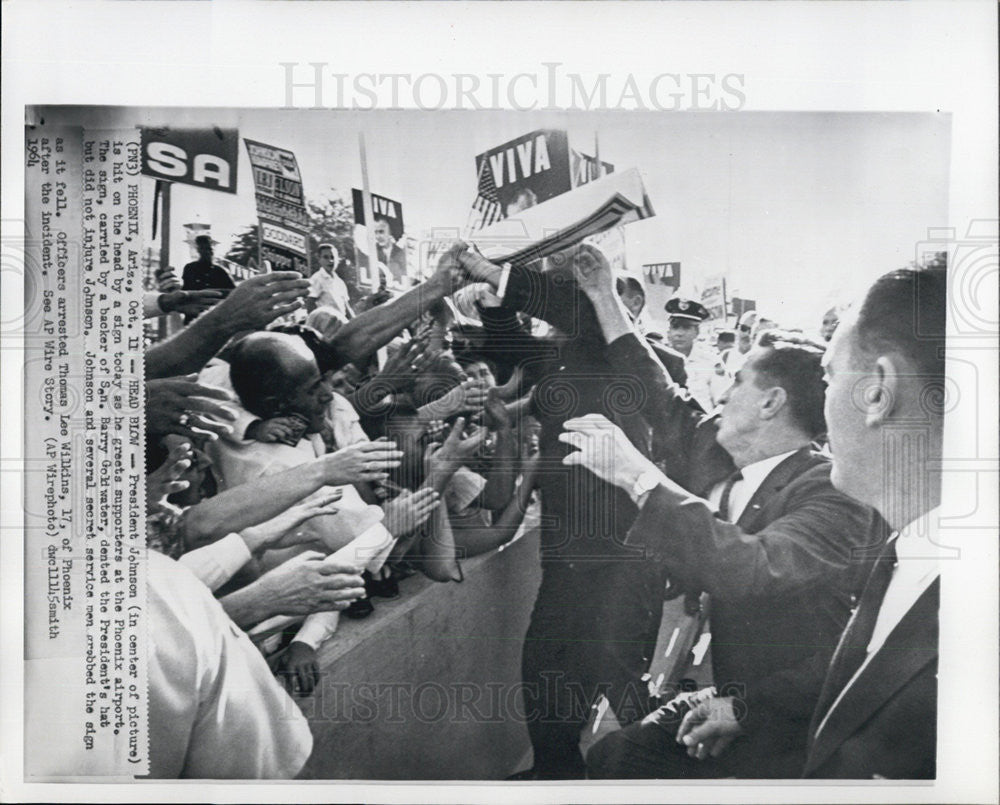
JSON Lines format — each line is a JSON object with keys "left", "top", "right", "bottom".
{"left": 178, "top": 441, "right": 402, "bottom": 548}
{"left": 329, "top": 244, "right": 466, "bottom": 364}
{"left": 460, "top": 247, "right": 598, "bottom": 338}
{"left": 571, "top": 245, "right": 725, "bottom": 485}
{"left": 451, "top": 452, "right": 540, "bottom": 557}
{"left": 477, "top": 389, "right": 518, "bottom": 511}
{"left": 145, "top": 272, "right": 309, "bottom": 379}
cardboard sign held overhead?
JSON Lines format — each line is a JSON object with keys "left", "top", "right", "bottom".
{"left": 140, "top": 127, "right": 239, "bottom": 193}
{"left": 474, "top": 129, "right": 572, "bottom": 216}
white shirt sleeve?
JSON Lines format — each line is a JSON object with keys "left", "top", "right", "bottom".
{"left": 147, "top": 551, "right": 312, "bottom": 779}
{"left": 495, "top": 263, "right": 513, "bottom": 301}
{"left": 143, "top": 291, "right": 164, "bottom": 318}
{"left": 292, "top": 610, "right": 341, "bottom": 651}
{"left": 178, "top": 533, "right": 253, "bottom": 592}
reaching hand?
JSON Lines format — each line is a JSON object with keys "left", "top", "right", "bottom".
{"left": 155, "top": 265, "right": 182, "bottom": 292}
{"left": 254, "top": 551, "right": 365, "bottom": 616}
{"left": 202, "top": 271, "right": 310, "bottom": 334}
{"left": 676, "top": 694, "right": 743, "bottom": 761}
{"left": 457, "top": 246, "right": 504, "bottom": 289}
{"left": 483, "top": 387, "right": 511, "bottom": 430}
{"left": 420, "top": 377, "right": 488, "bottom": 420}
{"left": 279, "top": 642, "right": 319, "bottom": 697}
{"left": 240, "top": 490, "right": 344, "bottom": 554}
{"left": 376, "top": 337, "right": 436, "bottom": 394}
{"left": 459, "top": 378, "right": 489, "bottom": 412}
{"left": 382, "top": 487, "right": 440, "bottom": 538}
{"left": 558, "top": 413, "right": 656, "bottom": 491}
{"left": 146, "top": 375, "right": 237, "bottom": 441}
{"left": 147, "top": 439, "right": 193, "bottom": 512}
{"left": 432, "top": 241, "right": 471, "bottom": 295}
{"left": 249, "top": 415, "right": 307, "bottom": 445}
{"left": 158, "top": 289, "right": 225, "bottom": 317}
{"left": 571, "top": 243, "right": 615, "bottom": 298}
{"left": 316, "top": 439, "right": 404, "bottom": 485}
{"left": 494, "top": 365, "right": 524, "bottom": 402}
{"left": 425, "top": 417, "right": 489, "bottom": 479}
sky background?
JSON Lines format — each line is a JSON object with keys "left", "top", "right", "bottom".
{"left": 43, "top": 107, "right": 951, "bottom": 332}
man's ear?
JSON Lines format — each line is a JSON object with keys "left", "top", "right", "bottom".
{"left": 759, "top": 386, "right": 787, "bottom": 420}
{"left": 864, "top": 355, "right": 901, "bottom": 426}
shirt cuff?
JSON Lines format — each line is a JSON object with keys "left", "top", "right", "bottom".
{"left": 143, "top": 291, "right": 165, "bottom": 319}
{"left": 496, "top": 263, "right": 512, "bottom": 301}
{"left": 292, "top": 611, "right": 340, "bottom": 651}
{"left": 334, "top": 523, "right": 397, "bottom": 574}
{"left": 178, "top": 532, "right": 252, "bottom": 591}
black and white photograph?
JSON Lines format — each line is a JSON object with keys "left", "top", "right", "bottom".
{"left": 2, "top": 2, "right": 997, "bottom": 803}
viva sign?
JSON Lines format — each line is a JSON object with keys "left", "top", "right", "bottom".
{"left": 475, "top": 129, "right": 573, "bottom": 213}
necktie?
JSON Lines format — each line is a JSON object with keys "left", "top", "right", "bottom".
{"left": 816, "top": 537, "right": 899, "bottom": 719}
{"left": 716, "top": 470, "right": 743, "bottom": 521}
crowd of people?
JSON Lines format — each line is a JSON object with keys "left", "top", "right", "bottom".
{"left": 141, "top": 232, "right": 945, "bottom": 782}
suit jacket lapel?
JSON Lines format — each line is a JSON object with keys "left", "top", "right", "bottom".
{"left": 805, "top": 578, "right": 939, "bottom": 776}
{"left": 736, "top": 447, "right": 818, "bottom": 531}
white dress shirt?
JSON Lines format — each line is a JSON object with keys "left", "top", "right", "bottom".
{"left": 705, "top": 449, "right": 800, "bottom": 523}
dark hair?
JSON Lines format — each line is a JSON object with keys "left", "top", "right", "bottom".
{"left": 752, "top": 330, "right": 828, "bottom": 438}
{"left": 195, "top": 235, "right": 213, "bottom": 247}
{"left": 851, "top": 258, "right": 947, "bottom": 386}
{"left": 615, "top": 276, "right": 645, "bottom": 299}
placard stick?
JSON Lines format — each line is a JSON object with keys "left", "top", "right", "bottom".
{"left": 358, "top": 131, "right": 379, "bottom": 293}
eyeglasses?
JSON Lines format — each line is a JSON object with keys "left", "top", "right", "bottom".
{"left": 739, "top": 325, "right": 753, "bottom": 333}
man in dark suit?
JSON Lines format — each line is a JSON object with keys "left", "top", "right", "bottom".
{"left": 357, "top": 218, "right": 407, "bottom": 290}
{"left": 802, "top": 260, "right": 946, "bottom": 779}
{"left": 457, "top": 245, "right": 698, "bottom": 779}
{"left": 181, "top": 235, "right": 236, "bottom": 323}
{"left": 555, "top": 245, "right": 885, "bottom": 778}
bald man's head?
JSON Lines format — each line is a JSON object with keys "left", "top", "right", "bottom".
{"left": 229, "top": 331, "right": 332, "bottom": 429}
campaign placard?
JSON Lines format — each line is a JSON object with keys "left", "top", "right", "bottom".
{"left": 474, "top": 129, "right": 573, "bottom": 216}
{"left": 351, "top": 189, "right": 405, "bottom": 240}
{"left": 140, "top": 127, "right": 239, "bottom": 194}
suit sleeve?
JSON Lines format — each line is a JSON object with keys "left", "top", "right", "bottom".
{"left": 477, "top": 299, "right": 558, "bottom": 389}
{"left": 606, "top": 332, "right": 731, "bottom": 489}
{"left": 739, "top": 648, "right": 837, "bottom": 739}
{"left": 626, "top": 466, "right": 878, "bottom": 601}
{"left": 499, "top": 262, "right": 608, "bottom": 364}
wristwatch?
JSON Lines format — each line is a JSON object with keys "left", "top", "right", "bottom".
{"left": 631, "top": 467, "right": 662, "bottom": 500}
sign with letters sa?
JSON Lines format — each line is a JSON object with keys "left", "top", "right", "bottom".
{"left": 140, "top": 127, "right": 239, "bottom": 193}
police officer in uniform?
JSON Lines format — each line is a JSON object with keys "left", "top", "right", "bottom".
{"left": 664, "top": 296, "right": 716, "bottom": 411}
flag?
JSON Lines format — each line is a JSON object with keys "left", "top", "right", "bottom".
{"left": 472, "top": 158, "right": 504, "bottom": 230}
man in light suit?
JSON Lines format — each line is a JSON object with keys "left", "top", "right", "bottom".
{"left": 556, "top": 245, "right": 886, "bottom": 779}
{"left": 803, "top": 259, "right": 946, "bottom": 779}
